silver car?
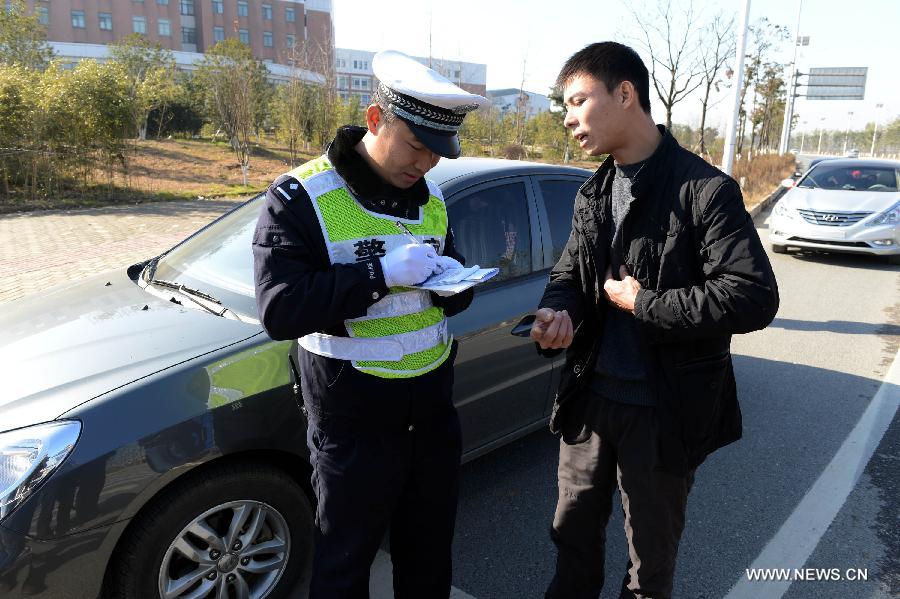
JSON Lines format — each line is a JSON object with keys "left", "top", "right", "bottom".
{"left": 769, "top": 158, "right": 900, "bottom": 264}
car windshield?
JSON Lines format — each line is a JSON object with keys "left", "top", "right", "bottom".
{"left": 799, "top": 164, "right": 899, "bottom": 192}
{"left": 148, "top": 195, "right": 265, "bottom": 317}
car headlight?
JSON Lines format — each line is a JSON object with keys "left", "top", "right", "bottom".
{"left": 0, "top": 421, "right": 81, "bottom": 523}
{"left": 866, "top": 200, "right": 900, "bottom": 226}
{"left": 773, "top": 201, "right": 795, "bottom": 219}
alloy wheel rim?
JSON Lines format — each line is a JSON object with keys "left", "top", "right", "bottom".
{"left": 158, "top": 500, "right": 291, "bottom": 599}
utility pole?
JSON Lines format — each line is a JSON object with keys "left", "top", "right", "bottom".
{"left": 799, "top": 121, "right": 807, "bottom": 153}
{"left": 723, "top": 0, "right": 751, "bottom": 176}
{"left": 816, "top": 116, "right": 825, "bottom": 153}
{"left": 842, "top": 111, "right": 854, "bottom": 154}
{"left": 870, "top": 103, "right": 884, "bottom": 156}
{"left": 778, "top": 0, "right": 804, "bottom": 155}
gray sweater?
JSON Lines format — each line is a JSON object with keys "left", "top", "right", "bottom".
{"left": 591, "top": 159, "right": 655, "bottom": 406}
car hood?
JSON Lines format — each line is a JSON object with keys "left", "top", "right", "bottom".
{"left": 785, "top": 187, "right": 900, "bottom": 213}
{"left": 0, "top": 269, "right": 262, "bottom": 432}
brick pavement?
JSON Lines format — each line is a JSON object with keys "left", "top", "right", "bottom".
{"left": 0, "top": 199, "right": 247, "bottom": 304}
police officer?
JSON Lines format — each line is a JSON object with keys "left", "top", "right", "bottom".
{"left": 252, "top": 50, "right": 487, "bottom": 598}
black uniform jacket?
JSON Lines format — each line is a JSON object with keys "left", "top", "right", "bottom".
{"left": 253, "top": 127, "right": 473, "bottom": 427}
{"left": 538, "top": 127, "right": 779, "bottom": 474}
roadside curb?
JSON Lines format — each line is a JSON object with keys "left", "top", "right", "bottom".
{"left": 747, "top": 187, "right": 783, "bottom": 219}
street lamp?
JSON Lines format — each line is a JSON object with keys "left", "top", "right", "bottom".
{"left": 816, "top": 117, "right": 826, "bottom": 154}
{"left": 871, "top": 103, "right": 885, "bottom": 157}
{"left": 842, "top": 111, "right": 854, "bottom": 154}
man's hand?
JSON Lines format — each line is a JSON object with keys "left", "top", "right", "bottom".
{"left": 603, "top": 265, "right": 641, "bottom": 313}
{"left": 530, "top": 307, "right": 574, "bottom": 350}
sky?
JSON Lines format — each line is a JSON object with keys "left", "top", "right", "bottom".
{"left": 333, "top": 0, "right": 899, "bottom": 136}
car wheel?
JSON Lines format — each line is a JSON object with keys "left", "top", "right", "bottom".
{"left": 771, "top": 244, "right": 788, "bottom": 254}
{"left": 106, "top": 461, "right": 313, "bottom": 599}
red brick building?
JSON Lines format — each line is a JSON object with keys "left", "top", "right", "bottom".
{"left": 25, "top": 0, "right": 333, "bottom": 72}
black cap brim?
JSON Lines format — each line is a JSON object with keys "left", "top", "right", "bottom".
{"left": 400, "top": 118, "right": 461, "bottom": 159}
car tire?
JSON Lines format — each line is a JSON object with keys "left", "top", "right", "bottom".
{"left": 106, "top": 460, "right": 313, "bottom": 599}
{"left": 771, "top": 244, "right": 788, "bottom": 254}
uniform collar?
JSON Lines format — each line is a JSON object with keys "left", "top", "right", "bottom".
{"left": 326, "top": 126, "right": 430, "bottom": 214}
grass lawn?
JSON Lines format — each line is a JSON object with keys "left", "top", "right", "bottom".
{"left": 0, "top": 136, "right": 320, "bottom": 214}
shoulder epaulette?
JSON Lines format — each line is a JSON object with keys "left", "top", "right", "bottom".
{"left": 270, "top": 174, "right": 305, "bottom": 204}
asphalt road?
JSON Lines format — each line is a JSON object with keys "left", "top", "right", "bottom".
{"left": 444, "top": 205, "right": 899, "bottom": 599}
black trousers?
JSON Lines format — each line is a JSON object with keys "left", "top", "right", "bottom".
{"left": 546, "top": 395, "right": 695, "bottom": 599}
{"left": 303, "top": 350, "right": 461, "bottom": 599}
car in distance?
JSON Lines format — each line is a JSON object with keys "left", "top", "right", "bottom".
{"left": 769, "top": 158, "right": 900, "bottom": 263}
{"left": 0, "top": 158, "right": 591, "bottom": 598}
{"left": 845, "top": 148, "right": 860, "bottom": 158}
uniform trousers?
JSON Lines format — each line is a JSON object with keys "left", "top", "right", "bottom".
{"left": 301, "top": 347, "right": 461, "bottom": 599}
{"left": 545, "top": 394, "right": 695, "bottom": 599}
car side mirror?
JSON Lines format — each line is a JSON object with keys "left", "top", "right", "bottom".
{"left": 780, "top": 178, "right": 796, "bottom": 188}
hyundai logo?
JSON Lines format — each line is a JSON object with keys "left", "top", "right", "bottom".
{"left": 821, "top": 214, "right": 841, "bottom": 222}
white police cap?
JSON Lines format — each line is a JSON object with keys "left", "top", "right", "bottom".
{"left": 373, "top": 50, "right": 488, "bottom": 158}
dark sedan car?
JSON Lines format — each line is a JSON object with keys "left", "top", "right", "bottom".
{"left": 0, "top": 158, "right": 590, "bottom": 598}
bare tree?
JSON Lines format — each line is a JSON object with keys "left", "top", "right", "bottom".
{"left": 629, "top": 0, "right": 706, "bottom": 130}
{"left": 736, "top": 18, "right": 789, "bottom": 155}
{"left": 696, "top": 13, "right": 735, "bottom": 157}
{"left": 196, "top": 39, "right": 270, "bottom": 186}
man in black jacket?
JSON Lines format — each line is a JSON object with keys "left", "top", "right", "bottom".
{"left": 530, "top": 42, "right": 779, "bottom": 599}
{"left": 254, "top": 50, "right": 485, "bottom": 598}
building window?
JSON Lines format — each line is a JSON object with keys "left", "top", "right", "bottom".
{"left": 285, "top": 7, "right": 295, "bottom": 22}
{"left": 71, "top": 10, "right": 85, "bottom": 29}
{"left": 263, "top": 31, "right": 273, "bottom": 47}
{"left": 352, "top": 77, "right": 370, "bottom": 90}
{"left": 182, "top": 26, "right": 196, "bottom": 44}
{"left": 37, "top": 6, "right": 48, "bottom": 25}
{"left": 211, "top": 0, "right": 222, "bottom": 14}
{"left": 352, "top": 60, "right": 369, "bottom": 71}
{"left": 238, "top": 29, "right": 249, "bottom": 44}
{"left": 157, "top": 0, "right": 169, "bottom": 5}
{"left": 237, "top": 1, "right": 248, "bottom": 17}
{"left": 285, "top": 34, "right": 295, "bottom": 48}
{"left": 454, "top": 70, "right": 461, "bottom": 79}
{"left": 132, "top": 16, "right": 147, "bottom": 34}
{"left": 180, "top": 0, "right": 194, "bottom": 16}
{"left": 336, "top": 75, "right": 348, "bottom": 89}
{"left": 213, "top": 26, "right": 224, "bottom": 42}
{"left": 262, "top": 4, "right": 272, "bottom": 20}
{"left": 360, "top": 94, "right": 370, "bottom": 104}
{"left": 98, "top": 12, "right": 114, "bottom": 31}
{"left": 336, "top": 59, "right": 345, "bottom": 68}
{"left": 158, "top": 19, "right": 171, "bottom": 36}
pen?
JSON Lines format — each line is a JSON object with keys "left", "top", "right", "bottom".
{"left": 395, "top": 220, "right": 422, "bottom": 245}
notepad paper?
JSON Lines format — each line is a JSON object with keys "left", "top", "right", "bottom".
{"left": 413, "top": 265, "right": 499, "bottom": 296}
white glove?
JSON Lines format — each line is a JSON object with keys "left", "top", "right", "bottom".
{"left": 379, "top": 243, "right": 438, "bottom": 287}
{"left": 433, "top": 255, "right": 463, "bottom": 274}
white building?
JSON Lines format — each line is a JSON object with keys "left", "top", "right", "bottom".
{"left": 47, "top": 41, "right": 324, "bottom": 85}
{"left": 335, "top": 48, "right": 487, "bottom": 105}
{"left": 488, "top": 89, "right": 551, "bottom": 119}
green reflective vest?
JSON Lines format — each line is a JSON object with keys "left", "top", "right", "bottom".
{"left": 288, "top": 155, "right": 453, "bottom": 379}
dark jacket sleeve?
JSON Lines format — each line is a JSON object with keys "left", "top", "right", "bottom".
{"left": 430, "top": 223, "right": 474, "bottom": 317}
{"left": 253, "top": 181, "right": 390, "bottom": 341}
{"left": 633, "top": 178, "right": 779, "bottom": 343}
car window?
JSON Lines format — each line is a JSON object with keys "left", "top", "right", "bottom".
{"left": 538, "top": 179, "right": 582, "bottom": 264}
{"left": 448, "top": 182, "right": 532, "bottom": 284}
{"left": 151, "top": 195, "right": 264, "bottom": 314}
{"left": 799, "top": 165, "right": 899, "bottom": 192}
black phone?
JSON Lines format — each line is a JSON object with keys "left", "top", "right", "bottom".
{"left": 510, "top": 313, "right": 537, "bottom": 337}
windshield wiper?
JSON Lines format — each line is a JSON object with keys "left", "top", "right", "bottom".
{"left": 147, "top": 279, "right": 230, "bottom": 317}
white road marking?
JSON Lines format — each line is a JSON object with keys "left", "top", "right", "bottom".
{"left": 724, "top": 348, "right": 900, "bottom": 599}
{"left": 370, "top": 550, "right": 478, "bottom": 599}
